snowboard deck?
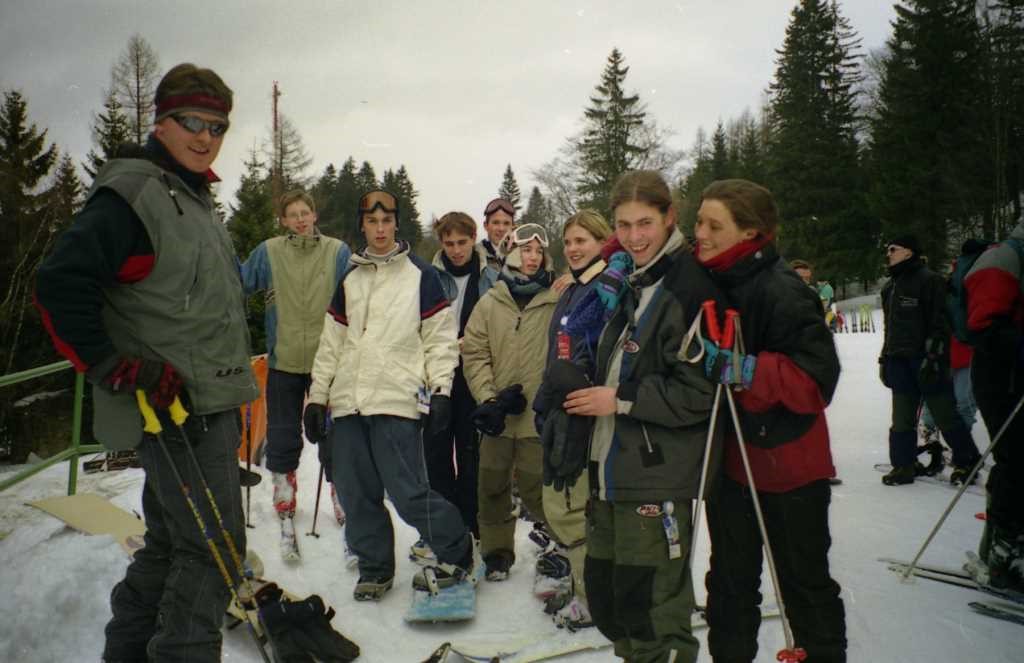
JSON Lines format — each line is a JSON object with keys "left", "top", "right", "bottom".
{"left": 29, "top": 492, "right": 145, "bottom": 555}
{"left": 872, "top": 463, "right": 984, "bottom": 496}
{"left": 405, "top": 564, "right": 485, "bottom": 623}
{"left": 421, "top": 607, "right": 782, "bottom": 662}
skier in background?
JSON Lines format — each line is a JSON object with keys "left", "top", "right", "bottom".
{"left": 480, "top": 197, "right": 516, "bottom": 270}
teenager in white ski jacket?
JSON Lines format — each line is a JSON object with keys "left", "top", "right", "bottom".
{"left": 303, "top": 190, "right": 475, "bottom": 601}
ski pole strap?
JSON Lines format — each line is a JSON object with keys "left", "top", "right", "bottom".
{"left": 661, "top": 500, "right": 682, "bottom": 560}
{"left": 678, "top": 313, "right": 706, "bottom": 364}
{"left": 136, "top": 391, "right": 189, "bottom": 434}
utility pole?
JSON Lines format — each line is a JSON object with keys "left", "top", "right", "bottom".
{"left": 271, "top": 81, "right": 282, "bottom": 205}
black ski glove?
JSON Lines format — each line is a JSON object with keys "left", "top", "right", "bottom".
{"left": 425, "top": 394, "right": 451, "bottom": 439}
{"left": 303, "top": 403, "right": 328, "bottom": 444}
{"left": 541, "top": 410, "right": 590, "bottom": 492}
{"left": 259, "top": 591, "right": 360, "bottom": 663}
{"left": 495, "top": 384, "right": 527, "bottom": 415}
{"left": 471, "top": 399, "right": 507, "bottom": 436}
{"left": 918, "top": 338, "right": 946, "bottom": 388}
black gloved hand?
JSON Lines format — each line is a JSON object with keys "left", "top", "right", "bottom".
{"left": 425, "top": 394, "right": 452, "bottom": 439}
{"left": 542, "top": 410, "right": 590, "bottom": 492}
{"left": 471, "top": 399, "right": 507, "bottom": 436}
{"left": 303, "top": 403, "right": 328, "bottom": 444}
{"left": 495, "top": 384, "right": 527, "bottom": 415}
{"left": 102, "top": 356, "right": 183, "bottom": 408}
{"left": 878, "top": 357, "right": 890, "bottom": 388}
{"left": 918, "top": 338, "right": 946, "bottom": 388}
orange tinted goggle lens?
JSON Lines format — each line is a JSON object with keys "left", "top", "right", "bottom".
{"left": 359, "top": 191, "right": 398, "bottom": 214}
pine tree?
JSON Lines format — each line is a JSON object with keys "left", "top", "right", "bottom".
{"left": 710, "top": 121, "right": 731, "bottom": 180}
{"left": 110, "top": 34, "right": 160, "bottom": 144}
{"left": 987, "top": 0, "right": 1024, "bottom": 231}
{"left": 869, "top": 0, "right": 991, "bottom": 264}
{"left": 768, "top": 0, "right": 871, "bottom": 282}
{"left": 576, "top": 48, "right": 649, "bottom": 215}
{"left": 393, "top": 165, "right": 422, "bottom": 247}
{"left": 329, "top": 157, "right": 361, "bottom": 246}
{"left": 0, "top": 90, "right": 58, "bottom": 373}
{"left": 498, "top": 164, "right": 522, "bottom": 211}
{"left": 678, "top": 127, "right": 715, "bottom": 228}
{"left": 227, "top": 150, "right": 276, "bottom": 260}
{"left": 267, "top": 114, "right": 314, "bottom": 193}
{"left": 84, "top": 90, "right": 132, "bottom": 179}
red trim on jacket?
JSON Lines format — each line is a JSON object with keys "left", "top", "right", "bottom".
{"left": 726, "top": 352, "right": 835, "bottom": 492}
{"left": 965, "top": 268, "right": 1023, "bottom": 332}
{"left": 116, "top": 254, "right": 155, "bottom": 283}
{"left": 32, "top": 292, "right": 88, "bottom": 372}
{"left": 421, "top": 299, "right": 450, "bottom": 320}
{"left": 949, "top": 336, "right": 972, "bottom": 371}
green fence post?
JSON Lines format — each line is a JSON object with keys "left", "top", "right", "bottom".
{"left": 67, "top": 371, "right": 85, "bottom": 496}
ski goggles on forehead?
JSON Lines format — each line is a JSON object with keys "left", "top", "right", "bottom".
{"left": 358, "top": 191, "right": 399, "bottom": 214}
{"left": 483, "top": 198, "right": 516, "bottom": 218}
{"left": 172, "top": 114, "right": 229, "bottom": 137}
{"left": 509, "top": 223, "right": 550, "bottom": 247}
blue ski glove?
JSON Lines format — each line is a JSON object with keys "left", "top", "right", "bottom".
{"left": 703, "top": 341, "right": 756, "bottom": 389}
{"left": 594, "top": 251, "right": 632, "bottom": 312}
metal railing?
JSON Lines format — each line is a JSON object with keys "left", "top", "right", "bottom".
{"left": 0, "top": 360, "right": 104, "bottom": 495}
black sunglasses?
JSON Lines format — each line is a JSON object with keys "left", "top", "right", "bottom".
{"left": 172, "top": 114, "right": 229, "bottom": 137}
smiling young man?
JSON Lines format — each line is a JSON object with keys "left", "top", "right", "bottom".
{"left": 36, "top": 63, "right": 258, "bottom": 662}
{"left": 302, "top": 190, "right": 477, "bottom": 601}
{"left": 241, "top": 190, "right": 351, "bottom": 556}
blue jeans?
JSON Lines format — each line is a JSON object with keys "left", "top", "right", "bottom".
{"left": 920, "top": 366, "right": 977, "bottom": 431}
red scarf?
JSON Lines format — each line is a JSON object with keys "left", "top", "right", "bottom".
{"left": 696, "top": 234, "right": 773, "bottom": 272}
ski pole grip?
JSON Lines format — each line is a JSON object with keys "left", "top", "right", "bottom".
{"left": 722, "top": 309, "right": 739, "bottom": 350}
{"left": 776, "top": 647, "right": 808, "bottom": 662}
{"left": 169, "top": 397, "right": 189, "bottom": 427}
{"left": 136, "top": 390, "right": 162, "bottom": 434}
{"left": 701, "top": 300, "right": 721, "bottom": 344}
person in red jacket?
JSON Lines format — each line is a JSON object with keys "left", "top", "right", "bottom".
{"left": 694, "top": 179, "right": 846, "bottom": 662}
{"left": 964, "top": 222, "right": 1024, "bottom": 592}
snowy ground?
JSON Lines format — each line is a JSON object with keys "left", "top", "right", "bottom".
{"left": 1, "top": 311, "right": 1021, "bottom": 662}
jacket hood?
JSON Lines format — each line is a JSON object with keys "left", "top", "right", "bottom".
{"left": 351, "top": 240, "right": 411, "bottom": 267}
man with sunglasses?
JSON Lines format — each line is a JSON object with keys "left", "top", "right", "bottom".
{"left": 303, "top": 189, "right": 477, "bottom": 601}
{"left": 878, "top": 235, "right": 981, "bottom": 486}
{"left": 482, "top": 198, "right": 517, "bottom": 270}
{"left": 36, "top": 64, "right": 257, "bottom": 662}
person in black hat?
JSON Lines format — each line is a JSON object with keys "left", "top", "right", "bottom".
{"left": 878, "top": 234, "right": 982, "bottom": 485}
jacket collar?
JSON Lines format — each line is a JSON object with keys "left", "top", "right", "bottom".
{"left": 351, "top": 240, "right": 410, "bottom": 267}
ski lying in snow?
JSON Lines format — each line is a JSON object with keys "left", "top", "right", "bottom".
{"left": 280, "top": 516, "right": 300, "bottom": 561}
{"left": 420, "top": 607, "right": 782, "bottom": 662}
{"left": 881, "top": 558, "right": 1024, "bottom": 605}
{"left": 968, "top": 601, "right": 1024, "bottom": 626}
{"left": 872, "top": 463, "right": 984, "bottom": 496}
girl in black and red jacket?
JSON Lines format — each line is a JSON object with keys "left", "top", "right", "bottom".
{"left": 694, "top": 179, "right": 846, "bottom": 663}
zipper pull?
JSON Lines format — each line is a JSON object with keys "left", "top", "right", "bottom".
{"left": 515, "top": 316, "right": 522, "bottom": 331}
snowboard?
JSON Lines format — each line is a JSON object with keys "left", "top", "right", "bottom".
{"left": 421, "top": 607, "right": 782, "bottom": 662}
{"left": 405, "top": 563, "right": 485, "bottom": 623}
{"left": 872, "top": 463, "right": 984, "bottom": 496}
{"left": 29, "top": 492, "right": 145, "bottom": 555}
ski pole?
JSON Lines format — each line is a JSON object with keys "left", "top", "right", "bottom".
{"left": 901, "top": 388, "right": 1024, "bottom": 581}
{"left": 688, "top": 300, "right": 729, "bottom": 566}
{"left": 134, "top": 392, "right": 272, "bottom": 663}
{"left": 720, "top": 315, "right": 806, "bottom": 663}
{"left": 308, "top": 463, "right": 325, "bottom": 537}
{"left": 244, "top": 402, "right": 254, "bottom": 529}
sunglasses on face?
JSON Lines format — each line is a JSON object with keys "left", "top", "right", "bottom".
{"left": 172, "top": 114, "right": 229, "bottom": 137}
{"left": 484, "top": 198, "right": 516, "bottom": 218}
{"left": 358, "top": 191, "right": 399, "bottom": 215}
{"left": 886, "top": 246, "right": 903, "bottom": 254}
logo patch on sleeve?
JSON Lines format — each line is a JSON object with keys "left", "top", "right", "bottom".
{"left": 636, "top": 503, "right": 663, "bottom": 518}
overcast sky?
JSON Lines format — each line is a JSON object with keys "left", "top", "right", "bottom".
{"left": 0, "top": 0, "right": 897, "bottom": 230}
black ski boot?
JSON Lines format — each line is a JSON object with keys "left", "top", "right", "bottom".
{"left": 882, "top": 465, "right": 915, "bottom": 486}
{"left": 915, "top": 441, "right": 945, "bottom": 476}
{"left": 950, "top": 465, "right": 977, "bottom": 486}
{"left": 484, "top": 549, "right": 515, "bottom": 581}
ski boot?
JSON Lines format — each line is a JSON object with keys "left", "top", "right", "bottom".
{"left": 553, "top": 597, "right": 594, "bottom": 631}
{"left": 483, "top": 549, "right": 515, "bottom": 582}
{"left": 950, "top": 464, "right": 978, "bottom": 486}
{"left": 272, "top": 471, "right": 298, "bottom": 517}
{"left": 330, "top": 483, "right": 346, "bottom": 526}
{"left": 915, "top": 441, "right": 945, "bottom": 477}
{"left": 413, "top": 539, "right": 479, "bottom": 594}
{"left": 987, "top": 526, "right": 1024, "bottom": 592}
{"left": 882, "top": 465, "right": 915, "bottom": 486}
{"left": 535, "top": 549, "right": 572, "bottom": 599}
{"left": 353, "top": 576, "right": 394, "bottom": 601}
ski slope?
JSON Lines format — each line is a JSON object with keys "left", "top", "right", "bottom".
{"left": 1, "top": 313, "right": 1021, "bottom": 662}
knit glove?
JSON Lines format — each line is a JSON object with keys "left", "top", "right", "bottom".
{"left": 101, "top": 357, "right": 183, "bottom": 408}
{"left": 303, "top": 403, "right": 328, "bottom": 444}
{"left": 594, "top": 251, "right": 632, "bottom": 312}
{"left": 703, "top": 343, "right": 756, "bottom": 389}
{"left": 494, "top": 384, "right": 527, "bottom": 415}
